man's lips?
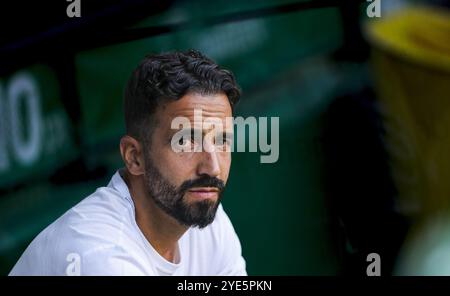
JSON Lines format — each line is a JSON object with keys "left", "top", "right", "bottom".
{"left": 187, "top": 187, "right": 219, "bottom": 199}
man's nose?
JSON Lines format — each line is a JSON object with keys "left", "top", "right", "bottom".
{"left": 197, "top": 150, "right": 221, "bottom": 177}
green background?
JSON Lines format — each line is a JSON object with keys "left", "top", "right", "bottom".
{"left": 0, "top": 0, "right": 371, "bottom": 275}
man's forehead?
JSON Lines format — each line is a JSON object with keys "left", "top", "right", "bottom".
{"left": 158, "top": 92, "right": 233, "bottom": 128}
{"left": 166, "top": 92, "right": 231, "bottom": 115}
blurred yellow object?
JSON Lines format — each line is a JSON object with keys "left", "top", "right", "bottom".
{"left": 366, "top": 6, "right": 450, "bottom": 71}
{"left": 365, "top": 6, "right": 450, "bottom": 275}
{"left": 365, "top": 5, "right": 450, "bottom": 217}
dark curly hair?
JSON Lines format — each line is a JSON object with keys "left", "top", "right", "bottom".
{"left": 124, "top": 49, "right": 241, "bottom": 142}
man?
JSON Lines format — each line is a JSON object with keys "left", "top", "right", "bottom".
{"left": 9, "top": 50, "right": 247, "bottom": 276}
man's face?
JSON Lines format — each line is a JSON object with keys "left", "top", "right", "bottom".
{"left": 142, "top": 92, "right": 233, "bottom": 228}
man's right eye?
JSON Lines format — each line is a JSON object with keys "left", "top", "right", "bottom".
{"left": 179, "top": 137, "right": 187, "bottom": 145}
{"left": 178, "top": 137, "right": 194, "bottom": 146}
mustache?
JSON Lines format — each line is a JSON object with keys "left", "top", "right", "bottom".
{"left": 178, "top": 175, "right": 225, "bottom": 195}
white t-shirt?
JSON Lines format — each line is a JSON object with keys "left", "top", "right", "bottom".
{"left": 9, "top": 171, "right": 247, "bottom": 276}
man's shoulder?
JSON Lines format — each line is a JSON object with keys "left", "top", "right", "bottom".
{"left": 9, "top": 185, "right": 140, "bottom": 275}
{"left": 68, "top": 185, "right": 133, "bottom": 228}
{"left": 49, "top": 185, "right": 136, "bottom": 248}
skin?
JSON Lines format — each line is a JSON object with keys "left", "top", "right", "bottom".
{"left": 119, "top": 92, "right": 233, "bottom": 262}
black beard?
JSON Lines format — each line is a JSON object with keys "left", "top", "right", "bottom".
{"left": 143, "top": 156, "right": 225, "bottom": 229}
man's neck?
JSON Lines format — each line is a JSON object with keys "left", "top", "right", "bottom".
{"left": 121, "top": 169, "right": 189, "bottom": 263}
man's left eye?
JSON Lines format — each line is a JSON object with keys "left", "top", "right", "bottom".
{"left": 179, "top": 137, "right": 194, "bottom": 146}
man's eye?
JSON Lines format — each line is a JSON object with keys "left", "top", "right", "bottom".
{"left": 222, "top": 136, "right": 232, "bottom": 145}
{"left": 179, "top": 138, "right": 189, "bottom": 146}
{"left": 216, "top": 137, "right": 231, "bottom": 148}
{"left": 178, "top": 136, "right": 195, "bottom": 147}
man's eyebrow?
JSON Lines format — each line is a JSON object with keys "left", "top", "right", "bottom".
{"left": 170, "top": 128, "right": 203, "bottom": 136}
{"left": 170, "top": 128, "right": 233, "bottom": 138}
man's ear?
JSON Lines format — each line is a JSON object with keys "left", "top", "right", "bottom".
{"left": 120, "top": 135, "right": 145, "bottom": 176}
